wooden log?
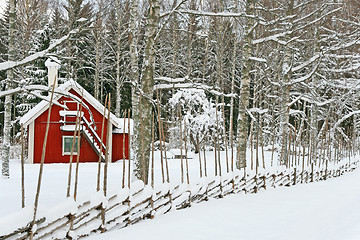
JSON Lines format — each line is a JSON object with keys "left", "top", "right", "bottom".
{"left": 256, "top": 121, "right": 259, "bottom": 174}
{"left": 221, "top": 98, "right": 229, "bottom": 173}
{"left": 184, "top": 120, "right": 190, "bottom": 185}
{"left": 97, "top": 94, "right": 108, "bottom": 191}
{"left": 250, "top": 121, "right": 254, "bottom": 170}
{"left": 67, "top": 94, "right": 83, "bottom": 197}
{"left": 156, "top": 89, "right": 165, "bottom": 183}
{"left": 122, "top": 111, "right": 127, "bottom": 188}
{"left": 160, "top": 119, "right": 170, "bottom": 183}
{"left": 34, "top": 215, "right": 72, "bottom": 239}
{"left": 151, "top": 113, "right": 155, "bottom": 188}
{"left": 139, "top": 93, "right": 146, "bottom": 182}
{"left": 197, "top": 137, "right": 203, "bottom": 178}
{"left": 311, "top": 162, "right": 314, "bottom": 182}
{"left": 74, "top": 91, "right": 85, "bottom": 201}
{"left": 214, "top": 135, "right": 218, "bottom": 176}
{"left": 179, "top": 107, "right": 184, "bottom": 183}
{"left": 203, "top": 145, "right": 207, "bottom": 177}
{"left": 29, "top": 80, "right": 57, "bottom": 240}
{"left": 270, "top": 126, "right": 276, "bottom": 167}
{"left": 128, "top": 109, "right": 131, "bottom": 189}
{"left": 21, "top": 123, "right": 25, "bottom": 208}
{"left": 287, "top": 128, "right": 292, "bottom": 168}
{"left": 103, "top": 95, "right": 111, "bottom": 197}
{"left": 215, "top": 100, "right": 222, "bottom": 177}
{"left": 260, "top": 120, "right": 265, "bottom": 169}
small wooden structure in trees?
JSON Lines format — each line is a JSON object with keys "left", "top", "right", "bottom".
{"left": 19, "top": 58, "right": 132, "bottom": 164}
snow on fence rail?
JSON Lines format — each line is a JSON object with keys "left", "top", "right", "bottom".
{"left": 1, "top": 161, "right": 358, "bottom": 240}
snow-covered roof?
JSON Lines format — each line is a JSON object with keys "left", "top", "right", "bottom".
{"left": 20, "top": 80, "right": 123, "bottom": 129}
{"left": 112, "top": 118, "right": 134, "bottom": 134}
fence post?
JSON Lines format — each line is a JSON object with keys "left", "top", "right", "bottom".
{"left": 311, "top": 163, "right": 314, "bottom": 182}
{"left": 293, "top": 168, "right": 297, "bottom": 185}
{"left": 324, "top": 160, "right": 328, "bottom": 180}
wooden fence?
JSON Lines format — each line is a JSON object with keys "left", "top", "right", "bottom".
{"left": 1, "top": 161, "right": 358, "bottom": 240}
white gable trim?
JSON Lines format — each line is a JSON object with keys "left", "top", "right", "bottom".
{"left": 20, "top": 80, "right": 120, "bottom": 128}
{"left": 28, "top": 121, "right": 35, "bottom": 164}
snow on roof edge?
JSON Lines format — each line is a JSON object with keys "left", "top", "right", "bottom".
{"left": 113, "top": 118, "right": 134, "bottom": 134}
{"left": 20, "top": 80, "right": 121, "bottom": 128}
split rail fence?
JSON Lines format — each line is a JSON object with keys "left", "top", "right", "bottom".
{"left": 1, "top": 161, "right": 358, "bottom": 240}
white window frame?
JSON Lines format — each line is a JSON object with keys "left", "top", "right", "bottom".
{"left": 62, "top": 136, "right": 79, "bottom": 155}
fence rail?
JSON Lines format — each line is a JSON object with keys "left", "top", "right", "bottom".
{"left": 1, "top": 161, "right": 358, "bottom": 240}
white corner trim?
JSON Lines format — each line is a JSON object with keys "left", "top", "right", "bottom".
{"left": 108, "top": 123, "right": 113, "bottom": 163}
{"left": 28, "top": 121, "right": 35, "bottom": 164}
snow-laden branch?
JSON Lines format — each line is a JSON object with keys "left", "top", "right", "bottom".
{"left": 292, "top": 53, "right": 321, "bottom": 72}
{"left": 299, "top": 96, "right": 334, "bottom": 107}
{"left": 293, "top": 3, "right": 327, "bottom": 24}
{"left": 249, "top": 108, "right": 268, "bottom": 115}
{"left": 288, "top": 95, "right": 303, "bottom": 108}
{"left": 292, "top": 38, "right": 359, "bottom": 73}
{"left": 329, "top": 37, "right": 360, "bottom": 52}
{"left": 155, "top": 0, "right": 187, "bottom": 43}
{"left": 331, "top": 110, "right": 360, "bottom": 139}
{"left": 324, "top": 54, "right": 360, "bottom": 59}
{"left": 155, "top": 82, "right": 236, "bottom": 98}
{"left": 252, "top": 31, "right": 291, "bottom": 45}
{"left": 334, "top": 17, "right": 360, "bottom": 27}
{"left": 293, "top": 7, "right": 342, "bottom": 33}
{"left": 176, "top": 9, "right": 247, "bottom": 18}
{"left": 154, "top": 76, "right": 188, "bottom": 83}
{"left": 1, "top": 84, "right": 96, "bottom": 127}
{"left": 249, "top": 57, "right": 267, "bottom": 63}
{"left": 0, "top": 29, "right": 79, "bottom": 72}
{"left": 0, "top": 85, "right": 66, "bottom": 108}
{"left": 288, "top": 61, "right": 320, "bottom": 85}
{"left": 289, "top": 109, "right": 306, "bottom": 117}
{"left": 175, "top": 9, "right": 271, "bottom": 25}
{"left": 327, "top": 63, "right": 360, "bottom": 73}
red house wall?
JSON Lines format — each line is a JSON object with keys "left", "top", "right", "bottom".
{"left": 112, "top": 133, "right": 130, "bottom": 161}
{"left": 33, "top": 89, "right": 129, "bottom": 163}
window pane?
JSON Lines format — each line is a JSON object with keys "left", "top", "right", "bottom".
{"left": 64, "top": 137, "right": 78, "bottom": 154}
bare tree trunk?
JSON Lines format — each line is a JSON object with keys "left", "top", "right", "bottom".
{"left": 29, "top": 82, "right": 56, "bottom": 239}
{"left": 236, "top": 0, "right": 254, "bottom": 169}
{"left": 179, "top": 107, "right": 184, "bottom": 183}
{"left": 2, "top": 0, "right": 15, "bottom": 179}
{"left": 151, "top": 113, "right": 155, "bottom": 187}
{"left": 103, "top": 96, "right": 111, "bottom": 196}
{"left": 73, "top": 97, "right": 84, "bottom": 201}
{"left": 278, "top": 0, "right": 294, "bottom": 166}
{"left": 97, "top": 95, "right": 108, "bottom": 191}
{"left": 115, "top": 0, "right": 123, "bottom": 117}
{"left": 21, "top": 124, "right": 25, "bottom": 208}
{"left": 132, "top": 0, "right": 160, "bottom": 183}
{"left": 229, "top": 40, "right": 237, "bottom": 172}
{"left": 94, "top": 3, "right": 103, "bottom": 100}
{"left": 129, "top": 0, "right": 140, "bottom": 178}
{"left": 67, "top": 96, "right": 83, "bottom": 197}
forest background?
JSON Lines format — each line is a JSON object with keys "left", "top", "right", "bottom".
{"left": 0, "top": 0, "right": 359, "bottom": 183}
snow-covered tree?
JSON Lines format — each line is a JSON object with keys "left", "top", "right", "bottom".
{"left": 169, "top": 88, "right": 222, "bottom": 153}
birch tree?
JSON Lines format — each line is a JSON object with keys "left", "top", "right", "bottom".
{"left": 236, "top": 0, "right": 254, "bottom": 169}
{"left": 130, "top": 0, "right": 161, "bottom": 183}
{"left": 2, "top": 0, "right": 15, "bottom": 178}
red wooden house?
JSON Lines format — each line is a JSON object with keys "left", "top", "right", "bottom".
{"left": 19, "top": 79, "right": 131, "bottom": 164}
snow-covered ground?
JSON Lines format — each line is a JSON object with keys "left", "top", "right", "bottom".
{"left": 85, "top": 167, "right": 360, "bottom": 240}
{"left": 0, "top": 149, "right": 270, "bottom": 217}
{"left": 1, "top": 148, "right": 358, "bottom": 239}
